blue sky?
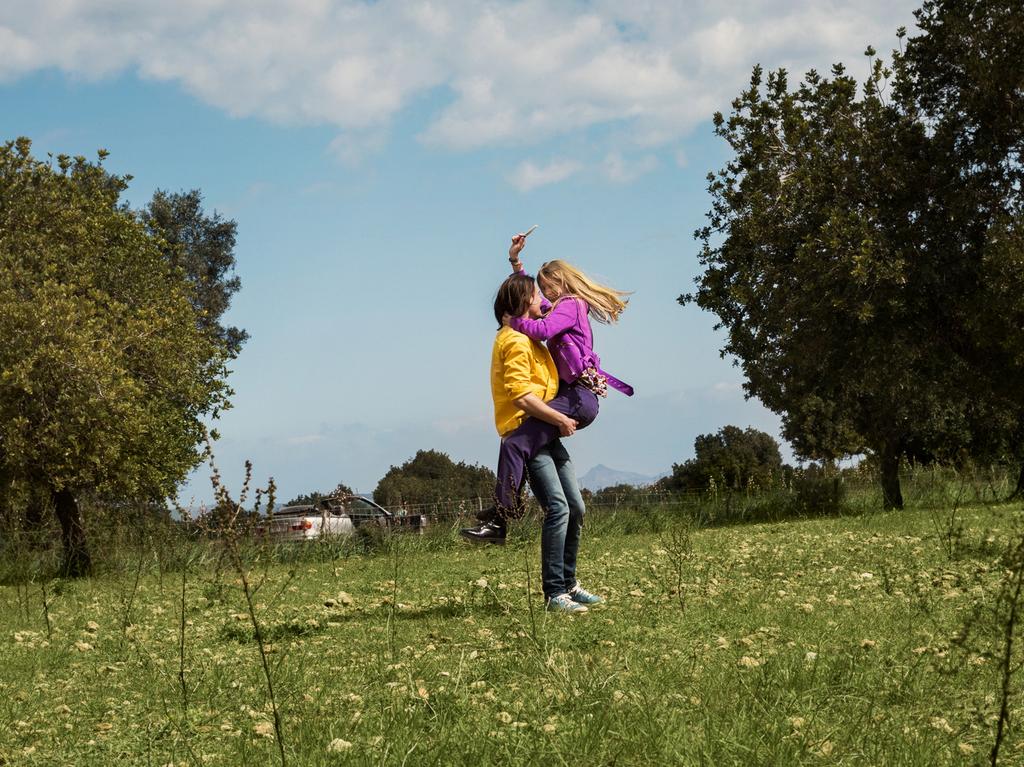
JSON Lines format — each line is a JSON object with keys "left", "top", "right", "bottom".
{"left": 0, "top": 1, "right": 919, "bottom": 502}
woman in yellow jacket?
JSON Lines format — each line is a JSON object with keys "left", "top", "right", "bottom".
{"left": 460, "top": 272, "right": 604, "bottom": 613}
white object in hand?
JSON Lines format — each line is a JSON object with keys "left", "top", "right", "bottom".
{"left": 522, "top": 225, "right": 539, "bottom": 238}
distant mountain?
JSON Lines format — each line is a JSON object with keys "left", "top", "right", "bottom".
{"left": 578, "top": 464, "right": 667, "bottom": 492}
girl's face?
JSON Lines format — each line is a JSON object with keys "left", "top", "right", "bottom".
{"left": 538, "top": 275, "right": 562, "bottom": 300}
{"left": 528, "top": 285, "right": 545, "bottom": 318}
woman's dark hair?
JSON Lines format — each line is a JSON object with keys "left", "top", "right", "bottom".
{"left": 494, "top": 273, "right": 535, "bottom": 328}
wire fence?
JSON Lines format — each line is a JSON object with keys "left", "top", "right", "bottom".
{"left": 373, "top": 464, "right": 1019, "bottom": 522}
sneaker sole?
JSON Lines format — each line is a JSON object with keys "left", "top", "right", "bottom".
{"left": 546, "top": 603, "right": 588, "bottom": 613}
{"left": 458, "top": 531, "right": 506, "bottom": 545}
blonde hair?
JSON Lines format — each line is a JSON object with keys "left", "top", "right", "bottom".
{"left": 537, "top": 260, "right": 630, "bottom": 324}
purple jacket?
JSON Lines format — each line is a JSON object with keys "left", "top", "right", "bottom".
{"left": 508, "top": 278, "right": 633, "bottom": 396}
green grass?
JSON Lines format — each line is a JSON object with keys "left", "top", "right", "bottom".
{"left": 1, "top": 504, "right": 1021, "bottom": 765}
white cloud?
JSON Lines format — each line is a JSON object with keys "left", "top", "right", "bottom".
{"left": 0, "top": 0, "right": 919, "bottom": 154}
{"left": 508, "top": 158, "right": 582, "bottom": 192}
{"left": 602, "top": 151, "right": 658, "bottom": 183}
{"left": 328, "top": 129, "right": 388, "bottom": 166}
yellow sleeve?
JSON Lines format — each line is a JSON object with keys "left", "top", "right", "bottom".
{"left": 502, "top": 335, "right": 536, "bottom": 401}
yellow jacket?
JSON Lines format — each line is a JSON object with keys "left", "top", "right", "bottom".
{"left": 490, "top": 326, "right": 559, "bottom": 436}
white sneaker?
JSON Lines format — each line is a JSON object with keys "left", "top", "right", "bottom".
{"left": 568, "top": 584, "right": 604, "bottom": 605}
{"left": 546, "top": 593, "right": 588, "bottom": 614}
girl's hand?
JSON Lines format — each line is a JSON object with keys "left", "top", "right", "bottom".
{"left": 509, "top": 234, "right": 526, "bottom": 261}
{"left": 558, "top": 415, "right": 577, "bottom": 437}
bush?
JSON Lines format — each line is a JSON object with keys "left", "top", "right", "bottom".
{"left": 788, "top": 471, "right": 846, "bottom": 517}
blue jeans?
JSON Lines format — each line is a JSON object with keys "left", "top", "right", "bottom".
{"left": 526, "top": 439, "right": 585, "bottom": 600}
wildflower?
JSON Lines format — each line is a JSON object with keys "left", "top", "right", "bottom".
{"left": 804, "top": 651, "right": 818, "bottom": 663}
{"left": 496, "top": 711, "right": 513, "bottom": 724}
{"left": 74, "top": 641, "right": 93, "bottom": 652}
{"left": 959, "top": 743, "right": 975, "bottom": 755}
{"left": 474, "top": 578, "right": 489, "bottom": 589}
{"left": 930, "top": 717, "right": 954, "bottom": 734}
{"left": 860, "top": 639, "right": 877, "bottom": 650}
{"left": 737, "top": 656, "right": 761, "bottom": 668}
{"left": 327, "top": 739, "right": 353, "bottom": 752}
{"left": 253, "top": 722, "right": 275, "bottom": 738}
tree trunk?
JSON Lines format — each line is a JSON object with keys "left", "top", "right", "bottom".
{"left": 53, "top": 488, "right": 91, "bottom": 577}
{"left": 880, "top": 444, "right": 904, "bottom": 510}
{"left": 1009, "top": 462, "right": 1024, "bottom": 501}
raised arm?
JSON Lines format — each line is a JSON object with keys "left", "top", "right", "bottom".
{"left": 508, "top": 234, "right": 526, "bottom": 273}
{"left": 507, "top": 233, "right": 551, "bottom": 312}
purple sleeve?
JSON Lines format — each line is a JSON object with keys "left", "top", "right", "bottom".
{"left": 508, "top": 299, "right": 579, "bottom": 341}
{"left": 511, "top": 260, "right": 552, "bottom": 312}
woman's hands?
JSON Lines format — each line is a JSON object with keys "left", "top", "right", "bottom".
{"left": 556, "top": 413, "right": 577, "bottom": 437}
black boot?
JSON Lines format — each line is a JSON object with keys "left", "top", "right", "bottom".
{"left": 459, "top": 521, "right": 506, "bottom": 544}
{"left": 476, "top": 505, "right": 498, "bottom": 523}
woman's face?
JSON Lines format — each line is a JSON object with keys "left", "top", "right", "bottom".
{"left": 528, "top": 285, "right": 545, "bottom": 318}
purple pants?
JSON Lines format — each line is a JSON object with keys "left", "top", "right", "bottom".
{"left": 494, "top": 381, "right": 599, "bottom": 518}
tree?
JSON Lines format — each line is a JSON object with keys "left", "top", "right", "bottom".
{"left": 659, "top": 426, "right": 784, "bottom": 493}
{"left": 141, "top": 189, "right": 248, "bottom": 357}
{"left": 898, "top": 0, "right": 1024, "bottom": 494}
{"left": 285, "top": 482, "right": 356, "bottom": 508}
{"left": 0, "top": 139, "right": 232, "bottom": 574}
{"left": 592, "top": 483, "right": 649, "bottom": 506}
{"left": 373, "top": 450, "right": 495, "bottom": 507}
{"left": 680, "top": 29, "right": 1003, "bottom": 508}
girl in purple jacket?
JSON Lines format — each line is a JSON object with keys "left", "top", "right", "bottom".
{"left": 462, "top": 234, "right": 632, "bottom": 542}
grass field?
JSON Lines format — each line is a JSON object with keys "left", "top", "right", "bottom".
{"left": 1, "top": 502, "right": 1022, "bottom": 765}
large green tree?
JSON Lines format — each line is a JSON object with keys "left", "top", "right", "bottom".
{"left": 683, "top": 0, "right": 1024, "bottom": 509}
{"left": 0, "top": 139, "right": 232, "bottom": 574}
{"left": 683, "top": 55, "right": 945, "bottom": 508}
{"left": 898, "top": 0, "right": 1024, "bottom": 492}
{"left": 373, "top": 450, "right": 495, "bottom": 508}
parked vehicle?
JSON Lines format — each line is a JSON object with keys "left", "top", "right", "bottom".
{"left": 258, "top": 494, "right": 426, "bottom": 542}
